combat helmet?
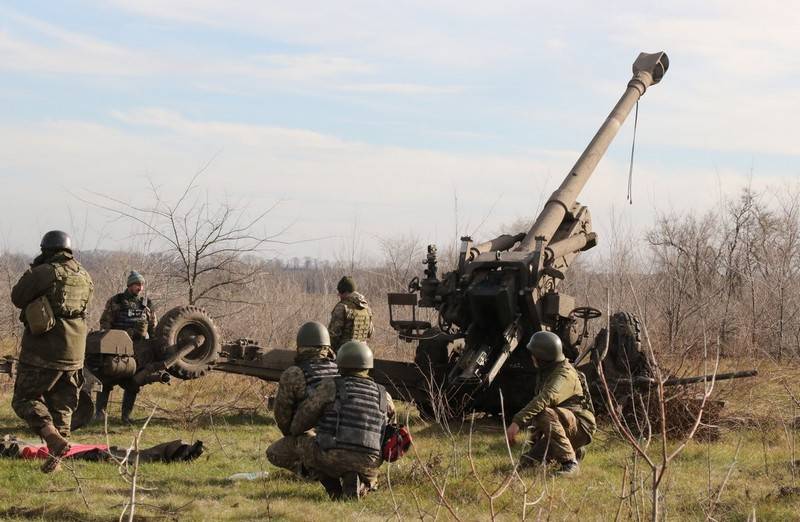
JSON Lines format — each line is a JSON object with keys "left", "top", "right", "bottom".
{"left": 296, "top": 321, "right": 331, "bottom": 348}
{"left": 40, "top": 230, "right": 72, "bottom": 252}
{"left": 336, "top": 340, "right": 373, "bottom": 369}
{"left": 526, "top": 331, "right": 565, "bottom": 363}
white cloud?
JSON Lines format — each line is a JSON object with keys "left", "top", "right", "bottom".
{"left": 1, "top": 109, "right": 787, "bottom": 258}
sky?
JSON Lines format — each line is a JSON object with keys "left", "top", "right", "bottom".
{"left": 0, "top": 1, "right": 798, "bottom": 262}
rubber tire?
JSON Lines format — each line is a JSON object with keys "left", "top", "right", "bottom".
{"left": 591, "top": 311, "right": 647, "bottom": 378}
{"left": 155, "top": 305, "right": 221, "bottom": 380}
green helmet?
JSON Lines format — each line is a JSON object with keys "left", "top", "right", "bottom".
{"left": 296, "top": 321, "right": 331, "bottom": 348}
{"left": 336, "top": 340, "right": 373, "bottom": 369}
{"left": 526, "top": 331, "right": 565, "bottom": 363}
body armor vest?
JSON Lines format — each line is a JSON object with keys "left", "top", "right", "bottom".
{"left": 299, "top": 358, "right": 338, "bottom": 390}
{"left": 316, "top": 376, "right": 387, "bottom": 455}
{"left": 47, "top": 261, "right": 93, "bottom": 319}
{"left": 342, "top": 306, "right": 371, "bottom": 342}
{"left": 111, "top": 293, "right": 150, "bottom": 337}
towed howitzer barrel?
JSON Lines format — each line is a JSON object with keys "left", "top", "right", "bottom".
{"left": 516, "top": 52, "right": 669, "bottom": 253}
{"left": 131, "top": 334, "right": 206, "bottom": 386}
{"left": 620, "top": 369, "right": 758, "bottom": 388}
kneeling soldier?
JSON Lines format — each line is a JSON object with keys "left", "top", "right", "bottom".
{"left": 290, "top": 340, "right": 394, "bottom": 500}
{"left": 266, "top": 321, "right": 338, "bottom": 476}
{"left": 505, "top": 331, "right": 596, "bottom": 476}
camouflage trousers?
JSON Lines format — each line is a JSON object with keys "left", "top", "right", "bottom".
{"left": 12, "top": 363, "right": 83, "bottom": 438}
{"left": 522, "top": 407, "right": 591, "bottom": 464}
{"left": 267, "top": 434, "right": 382, "bottom": 493}
{"left": 266, "top": 433, "right": 316, "bottom": 475}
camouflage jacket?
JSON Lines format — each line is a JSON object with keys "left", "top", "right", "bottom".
{"left": 11, "top": 250, "right": 94, "bottom": 370}
{"left": 289, "top": 370, "right": 395, "bottom": 437}
{"left": 328, "top": 292, "right": 374, "bottom": 350}
{"left": 273, "top": 347, "right": 336, "bottom": 436}
{"left": 99, "top": 290, "right": 157, "bottom": 340}
{"left": 512, "top": 360, "right": 596, "bottom": 436}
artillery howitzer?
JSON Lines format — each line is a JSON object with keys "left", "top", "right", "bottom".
{"left": 380, "top": 51, "right": 757, "bottom": 419}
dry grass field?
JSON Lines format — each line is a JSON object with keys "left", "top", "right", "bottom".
{"left": 0, "top": 357, "right": 797, "bottom": 521}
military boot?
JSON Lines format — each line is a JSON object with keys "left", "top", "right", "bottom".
{"left": 40, "top": 424, "right": 70, "bottom": 473}
{"left": 555, "top": 459, "right": 579, "bottom": 477}
{"left": 94, "top": 388, "right": 110, "bottom": 422}
{"left": 121, "top": 388, "right": 138, "bottom": 425}
{"left": 341, "top": 472, "right": 367, "bottom": 500}
{"left": 319, "top": 476, "right": 343, "bottom": 500}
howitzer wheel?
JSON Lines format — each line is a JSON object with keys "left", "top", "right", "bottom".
{"left": 155, "top": 306, "right": 221, "bottom": 380}
{"left": 582, "top": 311, "right": 650, "bottom": 420}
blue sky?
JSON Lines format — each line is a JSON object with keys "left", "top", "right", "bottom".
{"left": 1, "top": 1, "right": 797, "bottom": 260}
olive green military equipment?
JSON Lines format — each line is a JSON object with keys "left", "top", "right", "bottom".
{"left": 24, "top": 296, "right": 55, "bottom": 335}
{"left": 48, "top": 262, "right": 93, "bottom": 318}
{"left": 336, "top": 341, "right": 373, "bottom": 370}
{"left": 297, "top": 321, "right": 331, "bottom": 348}
{"left": 40, "top": 230, "right": 72, "bottom": 252}
{"left": 527, "top": 331, "right": 565, "bottom": 363}
{"left": 337, "top": 276, "right": 356, "bottom": 294}
{"left": 382, "top": 52, "right": 671, "bottom": 418}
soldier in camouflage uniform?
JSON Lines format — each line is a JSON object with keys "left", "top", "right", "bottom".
{"left": 328, "top": 276, "right": 374, "bottom": 352}
{"left": 506, "top": 331, "right": 596, "bottom": 476}
{"left": 95, "top": 270, "right": 157, "bottom": 424}
{"left": 289, "top": 340, "right": 395, "bottom": 500}
{"left": 10, "top": 230, "right": 94, "bottom": 473}
{"left": 266, "top": 321, "right": 338, "bottom": 476}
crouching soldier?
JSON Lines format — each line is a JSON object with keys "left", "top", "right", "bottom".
{"left": 266, "top": 321, "right": 338, "bottom": 477}
{"left": 290, "top": 341, "right": 394, "bottom": 500}
{"left": 10, "top": 231, "right": 94, "bottom": 473}
{"left": 95, "top": 270, "right": 157, "bottom": 424}
{"left": 506, "top": 331, "right": 596, "bottom": 476}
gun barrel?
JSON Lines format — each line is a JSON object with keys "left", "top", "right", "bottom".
{"left": 663, "top": 370, "right": 758, "bottom": 387}
{"left": 621, "top": 369, "right": 758, "bottom": 387}
{"left": 517, "top": 52, "right": 669, "bottom": 252}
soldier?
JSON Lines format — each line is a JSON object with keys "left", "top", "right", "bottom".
{"left": 95, "top": 270, "right": 157, "bottom": 424}
{"left": 505, "top": 331, "right": 595, "bottom": 476}
{"left": 10, "top": 230, "right": 94, "bottom": 473}
{"left": 289, "top": 340, "right": 394, "bottom": 500}
{"left": 328, "top": 276, "right": 374, "bottom": 352}
{"left": 266, "top": 321, "right": 338, "bottom": 476}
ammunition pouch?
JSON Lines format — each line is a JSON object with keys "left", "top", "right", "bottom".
{"left": 24, "top": 296, "right": 56, "bottom": 335}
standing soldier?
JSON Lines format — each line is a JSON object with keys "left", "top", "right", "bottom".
{"left": 505, "top": 331, "right": 596, "bottom": 476}
{"left": 10, "top": 230, "right": 94, "bottom": 473}
{"left": 289, "top": 341, "right": 394, "bottom": 500}
{"left": 266, "top": 321, "right": 338, "bottom": 477}
{"left": 95, "top": 270, "right": 157, "bottom": 424}
{"left": 328, "top": 276, "right": 373, "bottom": 352}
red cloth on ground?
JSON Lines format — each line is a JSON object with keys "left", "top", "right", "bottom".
{"left": 20, "top": 443, "right": 109, "bottom": 460}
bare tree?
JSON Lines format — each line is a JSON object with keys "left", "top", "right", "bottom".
{"left": 82, "top": 169, "right": 288, "bottom": 307}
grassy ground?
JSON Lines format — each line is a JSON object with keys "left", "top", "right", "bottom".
{"left": 0, "top": 360, "right": 798, "bottom": 521}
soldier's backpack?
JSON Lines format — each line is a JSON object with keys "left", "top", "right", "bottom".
{"left": 382, "top": 423, "right": 412, "bottom": 462}
{"left": 48, "top": 261, "right": 93, "bottom": 318}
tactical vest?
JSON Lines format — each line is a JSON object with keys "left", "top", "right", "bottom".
{"left": 299, "top": 358, "right": 338, "bottom": 390}
{"left": 342, "top": 306, "right": 372, "bottom": 342}
{"left": 111, "top": 293, "right": 150, "bottom": 337}
{"left": 556, "top": 369, "right": 594, "bottom": 415}
{"left": 47, "top": 261, "right": 93, "bottom": 319}
{"left": 316, "top": 376, "right": 388, "bottom": 455}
